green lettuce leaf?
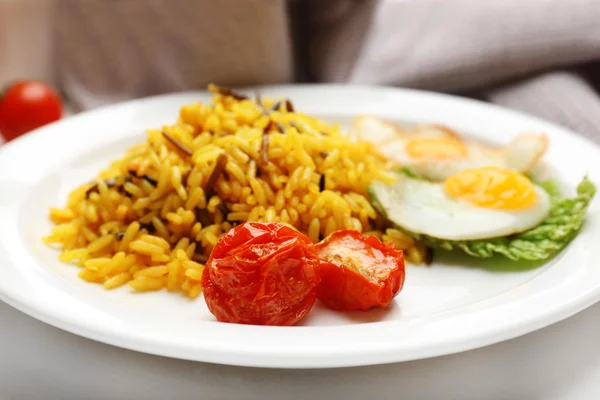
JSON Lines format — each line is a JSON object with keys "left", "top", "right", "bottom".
{"left": 370, "top": 176, "right": 596, "bottom": 261}
{"left": 394, "top": 167, "right": 421, "bottom": 179}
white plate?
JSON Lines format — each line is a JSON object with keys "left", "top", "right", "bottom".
{"left": 0, "top": 85, "right": 598, "bottom": 369}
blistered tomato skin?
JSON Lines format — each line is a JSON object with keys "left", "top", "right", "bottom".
{"left": 314, "top": 230, "right": 405, "bottom": 311}
{"left": 202, "top": 222, "right": 321, "bottom": 326}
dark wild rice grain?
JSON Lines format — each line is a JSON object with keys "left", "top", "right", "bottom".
{"left": 214, "top": 86, "right": 248, "bottom": 101}
{"left": 142, "top": 175, "right": 158, "bottom": 187}
{"left": 205, "top": 153, "right": 228, "bottom": 196}
{"left": 85, "top": 178, "right": 117, "bottom": 198}
{"left": 425, "top": 247, "right": 434, "bottom": 265}
{"left": 284, "top": 99, "right": 294, "bottom": 113}
{"left": 162, "top": 131, "right": 192, "bottom": 157}
{"left": 269, "top": 100, "right": 282, "bottom": 112}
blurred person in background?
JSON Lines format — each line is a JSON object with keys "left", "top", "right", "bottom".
{"left": 2, "top": 0, "right": 600, "bottom": 142}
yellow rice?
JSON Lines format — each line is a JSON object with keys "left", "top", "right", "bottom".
{"left": 44, "top": 84, "right": 424, "bottom": 298}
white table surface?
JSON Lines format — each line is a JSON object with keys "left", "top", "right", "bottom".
{"left": 2, "top": 117, "right": 600, "bottom": 400}
{"left": 1, "top": 300, "right": 599, "bottom": 400}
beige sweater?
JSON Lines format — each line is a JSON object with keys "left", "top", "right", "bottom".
{"left": 38, "top": 0, "right": 600, "bottom": 141}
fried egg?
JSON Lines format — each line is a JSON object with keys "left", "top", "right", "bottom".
{"left": 370, "top": 166, "right": 551, "bottom": 240}
{"left": 353, "top": 116, "right": 548, "bottom": 181}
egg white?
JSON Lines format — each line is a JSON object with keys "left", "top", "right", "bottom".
{"left": 371, "top": 176, "right": 551, "bottom": 241}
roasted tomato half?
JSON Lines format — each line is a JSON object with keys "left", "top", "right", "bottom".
{"left": 202, "top": 222, "right": 321, "bottom": 326}
{"left": 314, "top": 230, "right": 405, "bottom": 311}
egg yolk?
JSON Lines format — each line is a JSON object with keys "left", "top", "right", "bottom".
{"left": 444, "top": 166, "right": 537, "bottom": 210}
{"left": 405, "top": 137, "right": 467, "bottom": 159}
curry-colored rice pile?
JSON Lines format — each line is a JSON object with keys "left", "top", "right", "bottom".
{"left": 44, "top": 85, "right": 425, "bottom": 298}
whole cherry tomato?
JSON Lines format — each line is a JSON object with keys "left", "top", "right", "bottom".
{"left": 202, "top": 222, "right": 321, "bottom": 326}
{"left": 0, "top": 80, "right": 62, "bottom": 141}
{"left": 314, "top": 230, "right": 405, "bottom": 311}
